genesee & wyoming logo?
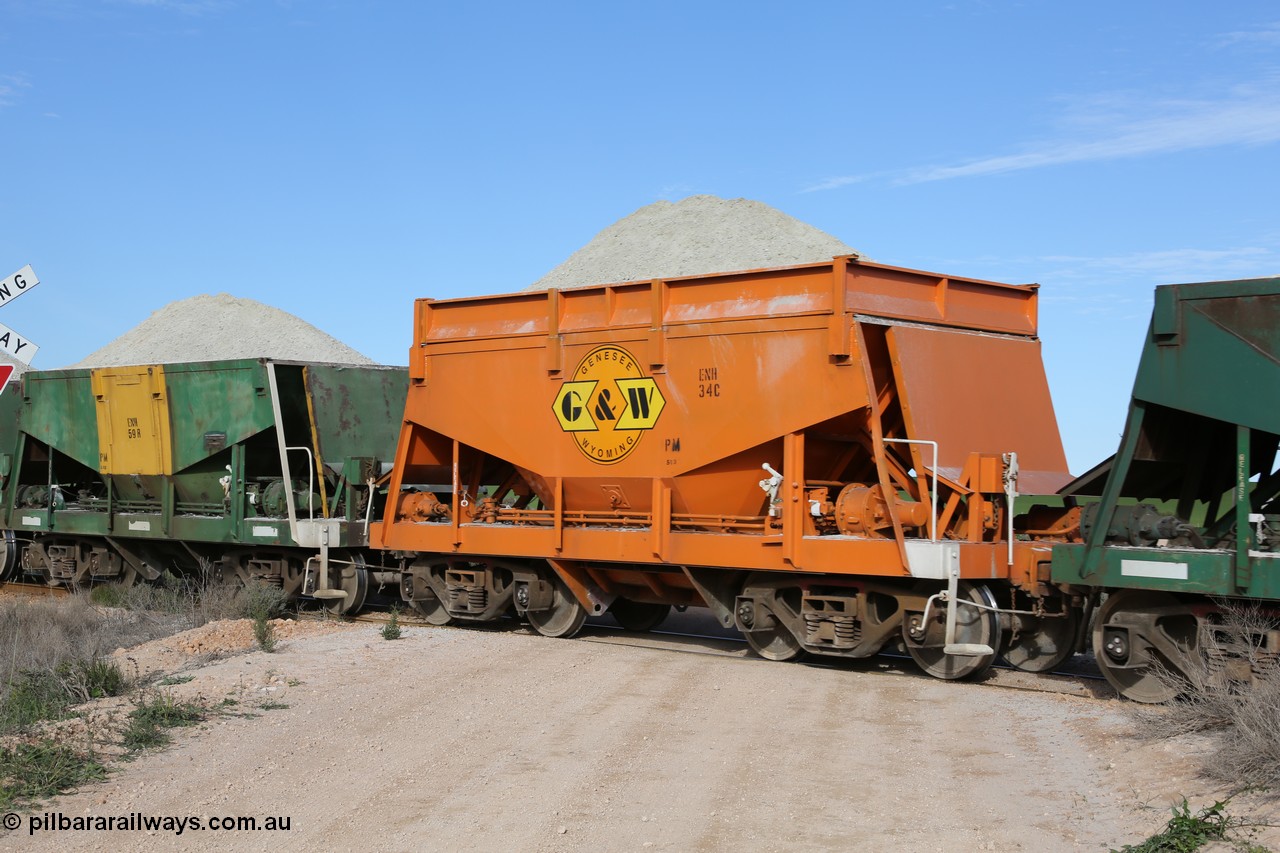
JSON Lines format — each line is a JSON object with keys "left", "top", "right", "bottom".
{"left": 552, "top": 344, "right": 665, "bottom": 464}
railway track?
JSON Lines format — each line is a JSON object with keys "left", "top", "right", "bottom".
{"left": 0, "top": 580, "right": 70, "bottom": 599}
{"left": 328, "top": 604, "right": 1115, "bottom": 699}
{"left": 7, "top": 582, "right": 1113, "bottom": 698}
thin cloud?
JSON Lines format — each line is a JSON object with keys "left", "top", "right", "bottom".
{"left": 901, "top": 83, "right": 1280, "bottom": 184}
{"left": 805, "top": 75, "right": 1280, "bottom": 191}
{"left": 1040, "top": 246, "right": 1278, "bottom": 281}
{"left": 929, "top": 244, "right": 1279, "bottom": 305}
{"left": 0, "top": 73, "right": 30, "bottom": 108}
{"left": 1215, "top": 21, "right": 1280, "bottom": 48}
{"left": 801, "top": 175, "right": 865, "bottom": 193}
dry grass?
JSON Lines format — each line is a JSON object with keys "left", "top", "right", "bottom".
{"left": 1130, "top": 604, "right": 1280, "bottom": 792}
{"left": 0, "top": 596, "right": 163, "bottom": 695}
{"left": 88, "top": 569, "right": 256, "bottom": 628}
{"left": 0, "top": 575, "right": 291, "bottom": 808}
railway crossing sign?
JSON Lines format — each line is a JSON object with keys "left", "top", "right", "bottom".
{"left": 0, "top": 263, "right": 41, "bottom": 393}
{"left": 0, "top": 264, "right": 39, "bottom": 308}
{"left": 0, "top": 320, "right": 38, "bottom": 365}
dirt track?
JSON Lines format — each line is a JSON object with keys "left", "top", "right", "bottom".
{"left": 3, "top": 617, "right": 1275, "bottom": 852}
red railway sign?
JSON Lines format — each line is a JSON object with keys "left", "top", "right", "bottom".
{"left": 0, "top": 363, "right": 12, "bottom": 397}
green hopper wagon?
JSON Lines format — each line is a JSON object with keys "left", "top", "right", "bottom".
{"left": 0, "top": 358, "right": 407, "bottom": 614}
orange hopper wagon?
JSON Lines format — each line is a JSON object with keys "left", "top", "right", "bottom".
{"left": 374, "top": 257, "right": 1073, "bottom": 679}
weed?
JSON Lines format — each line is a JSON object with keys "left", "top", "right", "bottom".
{"left": 259, "top": 701, "right": 290, "bottom": 711}
{"left": 72, "top": 659, "right": 127, "bottom": 701}
{"left": 122, "top": 692, "right": 204, "bottom": 752}
{"left": 158, "top": 675, "right": 195, "bottom": 686}
{"left": 0, "top": 740, "right": 107, "bottom": 811}
{"left": 88, "top": 583, "right": 127, "bottom": 608}
{"left": 381, "top": 608, "right": 403, "bottom": 641}
{"left": 0, "top": 577, "right": 287, "bottom": 808}
{"left": 1112, "top": 797, "right": 1272, "bottom": 853}
{"left": 88, "top": 566, "right": 290, "bottom": 630}
{"left": 132, "top": 692, "right": 203, "bottom": 729}
{"left": 238, "top": 582, "right": 289, "bottom": 622}
{"left": 253, "top": 618, "right": 277, "bottom": 652}
{"left": 0, "top": 657, "right": 129, "bottom": 735}
{"left": 239, "top": 583, "right": 288, "bottom": 653}
{"left": 0, "top": 670, "right": 75, "bottom": 733}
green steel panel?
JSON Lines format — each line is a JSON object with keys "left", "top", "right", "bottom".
{"left": 110, "top": 515, "right": 167, "bottom": 538}
{"left": 20, "top": 369, "right": 100, "bottom": 470}
{"left": 240, "top": 519, "right": 290, "bottom": 546}
{"left": 162, "top": 360, "right": 278, "bottom": 472}
{"left": 12, "top": 509, "right": 48, "bottom": 531}
{"left": 48, "top": 512, "right": 109, "bottom": 536}
{"left": 1060, "top": 276, "right": 1280, "bottom": 587}
{"left": 1135, "top": 280, "right": 1280, "bottom": 436}
{"left": 0, "top": 385, "right": 21, "bottom": 518}
{"left": 169, "top": 516, "right": 239, "bottom": 543}
{"left": 304, "top": 363, "right": 408, "bottom": 465}
{"left": 1052, "top": 543, "right": 1280, "bottom": 599}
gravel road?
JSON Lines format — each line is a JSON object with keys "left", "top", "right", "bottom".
{"left": 5, "top": 618, "right": 1273, "bottom": 853}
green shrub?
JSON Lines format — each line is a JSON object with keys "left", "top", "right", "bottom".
{"left": 253, "top": 616, "right": 277, "bottom": 653}
{"left": 381, "top": 608, "right": 403, "bottom": 641}
{"left": 70, "top": 659, "right": 127, "bottom": 701}
{"left": 122, "top": 692, "right": 203, "bottom": 752}
{"left": 0, "top": 740, "right": 106, "bottom": 810}
{"left": 237, "top": 582, "right": 289, "bottom": 622}
{"left": 0, "top": 670, "right": 74, "bottom": 734}
{"left": 237, "top": 582, "right": 288, "bottom": 653}
{"left": 1112, "top": 798, "right": 1270, "bottom": 853}
{"left": 0, "top": 658, "right": 128, "bottom": 735}
{"left": 88, "top": 584, "right": 128, "bottom": 608}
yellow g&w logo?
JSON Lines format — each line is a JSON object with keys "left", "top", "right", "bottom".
{"left": 552, "top": 345, "right": 665, "bottom": 464}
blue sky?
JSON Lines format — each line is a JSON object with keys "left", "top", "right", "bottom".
{"left": 1, "top": 1, "right": 1277, "bottom": 474}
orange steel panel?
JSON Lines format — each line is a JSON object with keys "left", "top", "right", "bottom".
{"left": 403, "top": 319, "right": 872, "bottom": 515}
{"left": 844, "top": 265, "right": 1037, "bottom": 336}
{"left": 375, "top": 519, "right": 1042, "bottom": 581}
{"left": 411, "top": 259, "right": 1037, "bottom": 352}
{"left": 387, "top": 257, "right": 1056, "bottom": 582}
{"left": 886, "top": 325, "right": 1070, "bottom": 493}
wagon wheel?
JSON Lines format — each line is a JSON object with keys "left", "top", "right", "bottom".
{"left": 526, "top": 576, "right": 587, "bottom": 639}
{"left": 1004, "top": 606, "right": 1081, "bottom": 673}
{"left": 902, "top": 582, "right": 1000, "bottom": 680}
{"left": 0, "top": 531, "right": 18, "bottom": 583}
{"left": 609, "top": 598, "right": 671, "bottom": 632}
{"left": 404, "top": 560, "right": 454, "bottom": 625}
{"left": 1093, "top": 589, "right": 1197, "bottom": 703}
{"left": 321, "top": 552, "right": 370, "bottom": 616}
{"left": 407, "top": 595, "right": 453, "bottom": 625}
{"left": 738, "top": 576, "right": 806, "bottom": 662}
